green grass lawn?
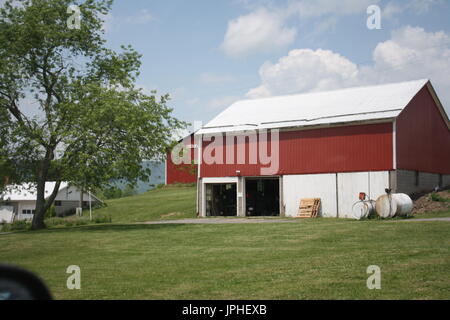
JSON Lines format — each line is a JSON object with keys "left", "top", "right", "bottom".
{"left": 91, "top": 184, "right": 197, "bottom": 223}
{"left": 1, "top": 185, "right": 449, "bottom": 300}
{"left": 411, "top": 210, "right": 450, "bottom": 219}
{"left": 1, "top": 218, "right": 449, "bottom": 300}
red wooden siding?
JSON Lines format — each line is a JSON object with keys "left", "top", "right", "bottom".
{"left": 166, "top": 134, "right": 198, "bottom": 184}
{"left": 200, "top": 123, "right": 393, "bottom": 177}
{"left": 396, "top": 85, "right": 450, "bottom": 174}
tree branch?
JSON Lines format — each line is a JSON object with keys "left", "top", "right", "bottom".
{"left": 44, "top": 180, "right": 61, "bottom": 213}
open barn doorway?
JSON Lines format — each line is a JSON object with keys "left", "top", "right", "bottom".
{"left": 245, "top": 178, "right": 280, "bottom": 216}
{"left": 205, "top": 183, "right": 237, "bottom": 216}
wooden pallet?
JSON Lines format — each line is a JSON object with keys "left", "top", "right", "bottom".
{"left": 298, "top": 198, "right": 321, "bottom": 218}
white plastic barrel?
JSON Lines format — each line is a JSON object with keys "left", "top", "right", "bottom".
{"left": 375, "top": 193, "right": 413, "bottom": 218}
{"left": 352, "top": 200, "right": 376, "bottom": 220}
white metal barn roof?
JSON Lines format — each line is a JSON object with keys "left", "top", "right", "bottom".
{"left": 197, "top": 79, "right": 430, "bottom": 134}
{"left": 1, "top": 182, "right": 69, "bottom": 201}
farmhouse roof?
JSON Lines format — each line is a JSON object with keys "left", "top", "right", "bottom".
{"left": 1, "top": 182, "right": 69, "bottom": 201}
{"left": 197, "top": 79, "right": 444, "bottom": 134}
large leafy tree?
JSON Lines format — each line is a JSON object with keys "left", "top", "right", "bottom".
{"left": 0, "top": 0, "right": 185, "bottom": 229}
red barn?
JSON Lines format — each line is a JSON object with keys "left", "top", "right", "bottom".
{"left": 193, "top": 79, "right": 450, "bottom": 218}
{"left": 165, "top": 133, "right": 198, "bottom": 185}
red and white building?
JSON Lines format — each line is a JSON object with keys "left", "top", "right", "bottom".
{"left": 176, "top": 79, "right": 450, "bottom": 218}
{"left": 165, "top": 133, "right": 198, "bottom": 185}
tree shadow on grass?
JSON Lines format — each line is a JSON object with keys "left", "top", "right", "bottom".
{"left": 28, "top": 223, "right": 188, "bottom": 235}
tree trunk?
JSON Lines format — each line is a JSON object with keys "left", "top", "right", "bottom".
{"left": 32, "top": 177, "right": 47, "bottom": 230}
{"left": 32, "top": 180, "right": 61, "bottom": 230}
{"left": 31, "top": 147, "right": 59, "bottom": 230}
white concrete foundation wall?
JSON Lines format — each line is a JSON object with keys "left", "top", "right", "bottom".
{"left": 283, "top": 174, "right": 337, "bottom": 217}
{"left": 337, "top": 172, "right": 367, "bottom": 218}
{"left": 369, "top": 171, "right": 390, "bottom": 200}
{"left": 396, "top": 170, "right": 449, "bottom": 195}
{"left": 337, "top": 172, "right": 389, "bottom": 218}
{"left": 282, "top": 171, "right": 389, "bottom": 218}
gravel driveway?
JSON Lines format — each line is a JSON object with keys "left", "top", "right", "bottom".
{"left": 138, "top": 218, "right": 301, "bottom": 225}
{"left": 137, "top": 217, "right": 450, "bottom": 225}
{"left": 398, "top": 217, "right": 450, "bottom": 222}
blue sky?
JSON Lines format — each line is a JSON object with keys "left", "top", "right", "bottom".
{"left": 95, "top": 0, "right": 450, "bottom": 126}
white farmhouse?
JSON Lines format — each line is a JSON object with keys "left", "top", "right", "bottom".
{"left": 0, "top": 182, "right": 102, "bottom": 223}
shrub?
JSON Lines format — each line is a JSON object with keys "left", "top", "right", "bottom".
{"left": 45, "top": 216, "right": 90, "bottom": 228}
{"left": 74, "top": 218, "right": 90, "bottom": 226}
{"left": 44, "top": 214, "right": 111, "bottom": 228}
{"left": 430, "top": 193, "right": 449, "bottom": 202}
{"left": 59, "top": 207, "right": 77, "bottom": 217}
{"left": 103, "top": 186, "right": 123, "bottom": 199}
{"left": 44, "top": 217, "right": 67, "bottom": 227}
{"left": 1, "top": 220, "right": 30, "bottom": 232}
{"left": 45, "top": 205, "right": 56, "bottom": 219}
{"left": 92, "top": 213, "right": 112, "bottom": 224}
{"left": 122, "top": 185, "right": 137, "bottom": 197}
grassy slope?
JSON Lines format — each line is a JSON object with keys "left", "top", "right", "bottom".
{"left": 92, "top": 185, "right": 197, "bottom": 223}
{"left": 91, "top": 185, "right": 450, "bottom": 224}
{"left": 0, "top": 219, "right": 449, "bottom": 300}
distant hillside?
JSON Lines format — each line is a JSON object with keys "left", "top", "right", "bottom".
{"left": 93, "top": 184, "right": 196, "bottom": 223}
{"left": 110, "top": 160, "right": 165, "bottom": 194}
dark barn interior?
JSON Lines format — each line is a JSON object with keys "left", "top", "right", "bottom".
{"left": 205, "top": 183, "right": 237, "bottom": 216}
{"left": 245, "top": 178, "right": 280, "bottom": 216}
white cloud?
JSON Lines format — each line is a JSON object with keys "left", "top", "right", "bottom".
{"left": 246, "top": 48, "right": 359, "bottom": 98}
{"left": 362, "top": 26, "right": 450, "bottom": 111}
{"left": 200, "top": 73, "right": 236, "bottom": 85}
{"left": 222, "top": 0, "right": 382, "bottom": 57}
{"left": 246, "top": 26, "right": 450, "bottom": 114}
{"left": 221, "top": 8, "right": 296, "bottom": 57}
{"left": 364, "top": 26, "right": 450, "bottom": 82}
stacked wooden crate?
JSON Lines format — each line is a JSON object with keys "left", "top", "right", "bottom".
{"left": 298, "top": 198, "right": 321, "bottom": 218}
